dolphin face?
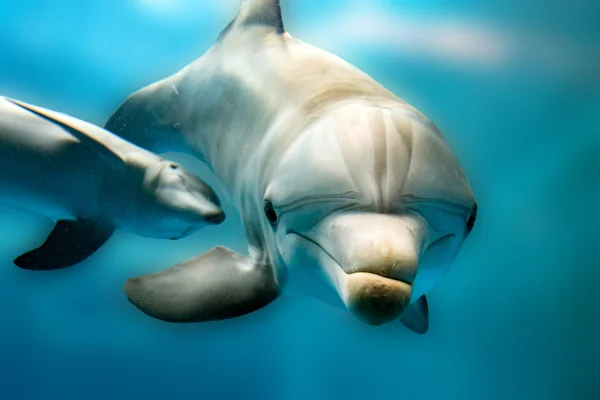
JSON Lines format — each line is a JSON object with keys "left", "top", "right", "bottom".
{"left": 264, "top": 104, "right": 477, "bottom": 325}
{"left": 133, "top": 160, "right": 225, "bottom": 240}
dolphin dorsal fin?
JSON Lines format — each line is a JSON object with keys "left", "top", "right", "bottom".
{"left": 7, "top": 98, "right": 127, "bottom": 170}
{"left": 219, "top": 0, "right": 284, "bottom": 40}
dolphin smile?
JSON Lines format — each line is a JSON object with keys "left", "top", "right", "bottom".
{"left": 287, "top": 231, "right": 415, "bottom": 285}
{"left": 287, "top": 229, "right": 415, "bottom": 325}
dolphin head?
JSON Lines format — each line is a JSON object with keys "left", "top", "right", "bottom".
{"left": 127, "top": 156, "right": 225, "bottom": 240}
{"left": 262, "top": 103, "right": 477, "bottom": 325}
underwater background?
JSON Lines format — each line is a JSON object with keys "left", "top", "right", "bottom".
{"left": 0, "top": 0, "right": 598, "bottom": 399}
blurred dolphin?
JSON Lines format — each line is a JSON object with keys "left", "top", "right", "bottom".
{"left": 0, "top": 97, "right": 225, "bottom": 271}
{"left": 105, "top": 0, "right": 477, "bottom": 333}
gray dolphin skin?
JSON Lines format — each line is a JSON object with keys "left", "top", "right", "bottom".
{"left": 105, "top": 0, "right": 478, "bottom": 333}
{"left": 0, "top": 97, "right": 225, "bottom": 271}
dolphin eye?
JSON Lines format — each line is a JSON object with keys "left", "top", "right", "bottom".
{"left": 466, "top": 202, "right": 478, "bottom": 233}
{"left": 264, "top": 200, "right": 278, "bottom": 226}
{"left": 170, "top": 163, "right": 178, "bottom": 170}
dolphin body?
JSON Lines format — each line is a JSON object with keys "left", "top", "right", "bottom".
{"left": 105, "top": 0, "right": 477, "bottom": 333}
{"left": 0, "top": 97, "right": 225, "bottom": 271}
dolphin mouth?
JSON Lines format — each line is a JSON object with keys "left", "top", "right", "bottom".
{"left": 344, "top": 272, "right": 412, "bottom": 325}
{"left": 287, "top": 231, "right": 414, "bottom": 324}
{"left": 288, "top": 231, "right": 414, "bottom": 286}
{"left": 206, "top": 210, "right": 226, "bottom": 224}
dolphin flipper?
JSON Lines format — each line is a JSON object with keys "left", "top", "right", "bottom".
{"left": 14, "top": 219, "right": 114, "bottom": 271}
{"left": 124, "top": 246, "right": 280, "bottom": 322}
{"left": 400, "top": 296, "right": 429, "bottom": 334}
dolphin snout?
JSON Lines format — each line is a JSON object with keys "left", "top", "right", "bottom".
{"left": 342, "top": 244, "right": 418, "bottom": 325}
{"left": 341, "top": 226, "right": 421, "bottom": 286}
{"left": 312, "top": 212, "right": 427, "bottom": 325}
{"left": 347, "top": 243, "right": 418, "bottom": 284}
{"left": 344, "top": 273, "right": 412, "bottom": 325}
{"left": 205, "top": 209, "right": 226, "bottom": 224}
{"left": 342, "top": 237, "right": 420, "bottom": 324}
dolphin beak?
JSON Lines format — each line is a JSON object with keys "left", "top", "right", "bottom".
{"left": 294, "top": 211, "right": 428, "bottom": 325}
{"left": 206, "top": 209, "right": 226, "bottom": 224}
{"left": 344, "top": 273, "right": 412, "bottom": 325}
{"left": 194, "top": 199, "right": 226, "bottom": 225}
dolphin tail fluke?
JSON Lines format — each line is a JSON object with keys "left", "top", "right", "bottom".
{"left": 400, "top": 296, "right": 429, "bottom": 334}
{"left": 124, "top": 246, "right": 280, "bottom": 322}
{"left": 14, "top": 219, "right": 114, "bottom": 271}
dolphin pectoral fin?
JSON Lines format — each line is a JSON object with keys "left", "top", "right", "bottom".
{"left": 14, "top": 219, "right": 114, "bottom": 271}
{"left": 124, "top": 246, "right": 280, "bottom": 323}
{"left": 400, "top": 296, "right": 429, "bottom": 334}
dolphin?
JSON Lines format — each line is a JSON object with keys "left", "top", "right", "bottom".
{"left": 105, "top": 0, "right": 478, "bottom": 333}
{"left": 0, "top": 97, "right": 225, "bottom": 271}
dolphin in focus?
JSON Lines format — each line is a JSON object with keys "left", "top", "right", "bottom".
{"left": 105, "top": 0, "right": 478, "bottom": 333}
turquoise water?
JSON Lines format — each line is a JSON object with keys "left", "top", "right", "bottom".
{"left": 0, "top": 1, "right": 598, "bottom": 399}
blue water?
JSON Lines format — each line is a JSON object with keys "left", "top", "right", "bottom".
{"left": 0, "top": 1, "right": 598, "bottom": 399}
